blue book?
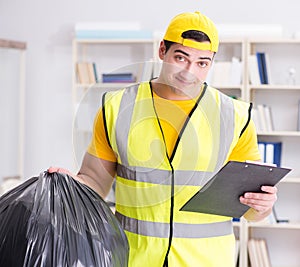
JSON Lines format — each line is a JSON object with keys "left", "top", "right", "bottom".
{"left": 258, "top": 141, "right": 282, "bottom": 166}
{"left": 102, "top": 73, "right": 133, "bottom": 78}
{"left": 92, "top": 62, "right": 98, "bottom": 82}
{"left": 260, "top": 52, "right": 269, "bottom": 84}
{"left": 256, "top": 52, "right": 264, "bottom": 84}
{"left": 102, "top": 72, "right": 135, "bottom": 83}
{"left": 256, "top": 52, "right": 268, "bottom": 84}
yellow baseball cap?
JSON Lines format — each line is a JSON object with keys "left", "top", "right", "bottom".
{"left": 163, "top": 11, "right": 219, "bottom": 52}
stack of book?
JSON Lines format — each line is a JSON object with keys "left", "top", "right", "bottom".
{"left": 258, "top": 141, "right": 282, "bottom": 167}
{"left": 248, "top": 52, "right": 272, "bottom": 85}
{"left": 209, "top": 57, "right": 242, "bottom": 86}
{"left": 251, "top": 104, "right": 274, "bottom": 132}
{"left": 76, "top": 61, "right": 162, "bottom": 84}
{"left": 102, "top": 72, "right": 136, "bottom": 83}
{"left": 248, "top": 239, "right": 271, "bottom": 267}
{"left": 76, "top": 62, "right": 98, "bottom": 84}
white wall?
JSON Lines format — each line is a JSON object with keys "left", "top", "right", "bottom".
{"left": 0, "top": 0, "right": 300, "bottom": 179}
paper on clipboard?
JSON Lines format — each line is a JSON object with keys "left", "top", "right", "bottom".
{"left": 180, "top": 161, "right": 291, "bottom": 218}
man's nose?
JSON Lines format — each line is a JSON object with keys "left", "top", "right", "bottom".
{"left": 179, "top": 65, "right": 196, "bottom": 79}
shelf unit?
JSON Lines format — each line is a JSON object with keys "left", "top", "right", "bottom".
{"left": 0, "top": 39, "right": 26, "bottom": 185}
{"left": 246, "top": 39, "right": 300, "bottom": 180}
{"left": 241, "top": 38, "right": 300, "bottom": 267}
{"left": 72, "top": 38, "right": 156, "bottom": 105}
{"left": 72, "top": 36, "right": 300, "bottom": 267}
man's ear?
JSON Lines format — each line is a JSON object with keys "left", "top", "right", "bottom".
{"left": 158, "top": 41, "right": 166, "bottom": 60}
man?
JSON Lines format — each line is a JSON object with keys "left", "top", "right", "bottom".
{"left": 51, "top": 11, "right": 277, "bottom": 266}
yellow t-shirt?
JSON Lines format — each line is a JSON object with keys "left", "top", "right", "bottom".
{"left": 87, "top": 91, "right": 261, "bottom": 162}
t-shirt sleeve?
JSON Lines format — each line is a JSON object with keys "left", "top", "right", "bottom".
{"left": 87, "top": 107, "right": 117, "bottom": 162}
{"left": 228, "top": 119, "right": 261, "bottom": 162}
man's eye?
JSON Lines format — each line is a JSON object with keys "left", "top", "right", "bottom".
{"left": 199, "top": 62, "right": 208, "bottom": 68}
{"left": 175, "top": 56, "right": 185, "bottom": 62}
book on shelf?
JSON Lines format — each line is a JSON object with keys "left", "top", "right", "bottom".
{"left": 248, "top": 54, "right": 261, "bottom": 85}
{"left": 253, "top": 104, "right": 274, "bottom": 132}
{"left": 256, "top": 52, "right": 272, "bottom": 85}
{"left": 92, "top": 62, "right": 99, "bottom": 83}
{"left": 264, "top": 53, "right": 272, "bottom": 84}
{"left": 87, "top": 63, "right": 96, "bottom": 83}
{"left": 248, "top": 239, "right": 259, "bottom": 267}
{"left": 263, "top": 105, "right": 274, "bottom": 132}
{"left": 209, "top": 57, "right": 242, "bottom": 86}
{"left": 256, "top": 52, "right": 264, "bottom": 84}
{"left": 251, "top": 108, "right": 263, "bottom": 132}
{"left": 76, "top": 62, "right": 98, "bottom": 84}
{"left": 260, "top": 239, "right": 272, "bottom": 267}
{"left": 102, "top": 72, "right": 136, "bottom": 83}
{"left": 258, "top": 141, "right": 282, "bottom": 167}
{"left": 257, "top": 105, "right": 268, "bottom": 132}
{"left": 248, "top": 239, "right": 271, "bottom": 267}
{"left": 210, "top": 61, "right": 231, "bottom": 85}
{"left": 76, "top": 62, "right": 90, "bottom": 84}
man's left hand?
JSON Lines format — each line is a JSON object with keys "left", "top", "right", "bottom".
{"left": 240, "top": 185, "right": 277, "bottom": 221}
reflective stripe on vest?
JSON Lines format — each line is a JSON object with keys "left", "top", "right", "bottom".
{"left": 116, "top": 164, "right": 213, "bottom": 186}
{"left": 115, "top": 85, "right": 138, "bottom": 167}
{"left": 115, "top": 211, "right": 233, "bottom": 238}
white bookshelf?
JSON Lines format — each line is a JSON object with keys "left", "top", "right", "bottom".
{"left": 0, "top": 39, "right": 26, "bottom": 187}
{"left": 244, "top": 38, "right": 300, "bottom": 267}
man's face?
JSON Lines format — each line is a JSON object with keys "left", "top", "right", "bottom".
{"left": 158, "top": 42, "right": 214, "bottom": 99}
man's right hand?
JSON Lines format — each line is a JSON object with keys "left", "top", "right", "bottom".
{"left": 48, "top": 153, "right": 116, "bottom": 199}
{"left": 47, "top": 167, "right": 75, "bottom": 178}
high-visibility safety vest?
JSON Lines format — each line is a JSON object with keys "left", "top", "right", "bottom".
{"left": 102, "top": 82, "right": 251, "bottom": 267}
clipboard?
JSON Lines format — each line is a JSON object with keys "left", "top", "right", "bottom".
{"left": 180, "top": 161, "right": 291, "bottom": 218}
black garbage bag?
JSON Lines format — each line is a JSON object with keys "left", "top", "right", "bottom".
{"left": 0, "top": 171, "right": 129, "bottom": 267}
